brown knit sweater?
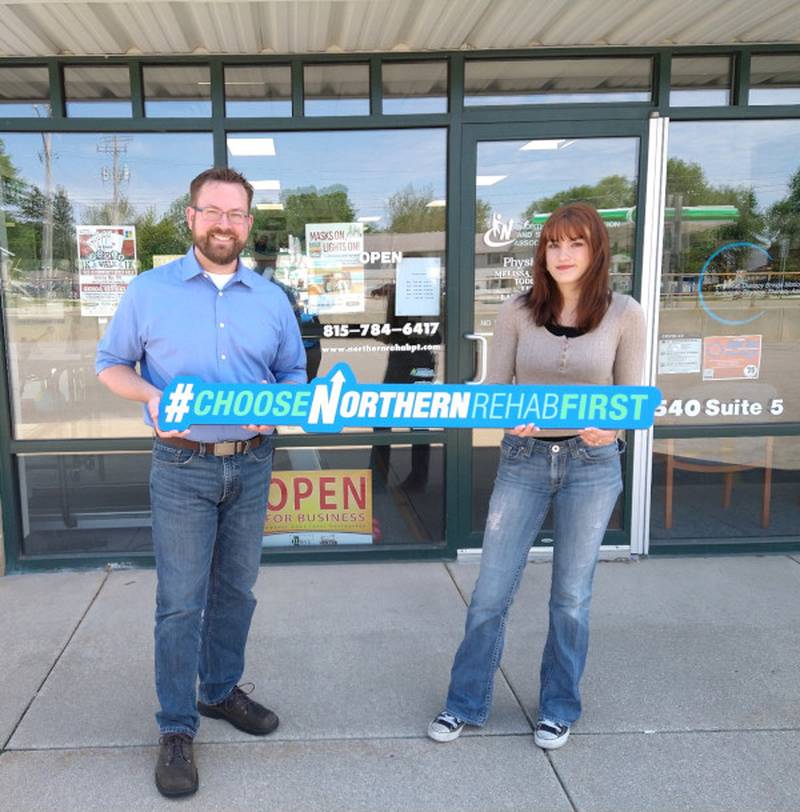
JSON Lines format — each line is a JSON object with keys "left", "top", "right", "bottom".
{"left": 487, "top": 291, "right": 647, "bottom": 436}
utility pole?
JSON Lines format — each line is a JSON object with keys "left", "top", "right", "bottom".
{"left": 39, "top": 132, "right": 54, "bottom": 277}
{"left": 97, "top": 135, "right": 131, "bottom": 223}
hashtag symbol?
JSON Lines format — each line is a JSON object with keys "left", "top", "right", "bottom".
{"left": 163, "top": 383, "right": 195, "bottom": 424}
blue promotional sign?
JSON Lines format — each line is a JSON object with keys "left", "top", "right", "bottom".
{"left": 159, "top": 363, "right": 661, "bottom": 433}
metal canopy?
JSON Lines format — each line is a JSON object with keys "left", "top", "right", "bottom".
{"left": 0, "top": 0, "right": 799, "bottom": 58}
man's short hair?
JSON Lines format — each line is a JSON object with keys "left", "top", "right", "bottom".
{"left": 189, "top": 167, "right": 254, "bottom": 209}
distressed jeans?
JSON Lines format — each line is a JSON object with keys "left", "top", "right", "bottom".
{"left": 149, "top": 437, "right": 273, "bottom": 737}
{"left": 445, "top": 434, "right": 623, "bottom": 727}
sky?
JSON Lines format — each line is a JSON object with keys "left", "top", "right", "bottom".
{"left": 2, "top": 119, "right": 799, "bottom": 227}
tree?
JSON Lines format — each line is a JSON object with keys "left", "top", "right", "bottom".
{"left": 766, "top": 165, "right": 800, "bottom": 260}
{"left": 83, "top": 195, "right": 138, "bottom": 226}
{"left": 135, "top": 207, "right": 190, "bottom": 272}
{"left": 385, "top": 184, "right": 490, "bottom": 233}
{"left": 282, "top": 186, "right": 355, "bottom": 237}
{"left": 523, "top": 174, "right": 636, "bottom": 220}
{"left": 387, "top": 185, "right": 444, "bottom": 233}
{"left": 51, "top": 187, "right": 76, "bottom": 267}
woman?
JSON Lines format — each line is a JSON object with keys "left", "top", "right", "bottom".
{"left": 428, "top": 202, "right": 646, "bottom": 750}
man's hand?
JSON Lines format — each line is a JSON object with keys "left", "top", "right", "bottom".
{"left": 147, "top": 394, "right": 191, "bottom": 438}
{"left": 242, "top": 377, "right": 302, "bottom": 435}
{"left": 242, "top": 423, "right": 275, "bottom": 435}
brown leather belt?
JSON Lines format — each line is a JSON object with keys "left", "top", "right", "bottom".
{"left": 155, "top": 434, "right": 265, "bottom": 457}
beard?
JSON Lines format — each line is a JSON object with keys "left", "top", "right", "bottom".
{"left": 194, "top": 228, "right": 246, "bottom": 267}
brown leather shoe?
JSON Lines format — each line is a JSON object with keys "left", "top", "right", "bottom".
{"left": 155, "top": 733, "right": 198, "bottom": 798}
{"left": 197, "top": 684, "right": 279, "bottom": 735}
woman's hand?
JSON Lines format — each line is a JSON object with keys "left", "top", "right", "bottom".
{"left": 509, "top": 423, "right": 540, "bottom": 437}
{"left": 578, "top": 427, "right": 617, "bottom": 447}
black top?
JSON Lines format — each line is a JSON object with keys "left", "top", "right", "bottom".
{"left": 545, "top": 322, "right": 587, "bottom": 339}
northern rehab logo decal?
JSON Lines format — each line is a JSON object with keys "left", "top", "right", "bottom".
{"left": 159, "top": 363, "right": 661, "bottom": 432}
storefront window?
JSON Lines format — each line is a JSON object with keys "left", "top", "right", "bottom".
{"left": 226, "top": 128, "right": 446, "bottom": 427}
{"left": 304, "top": 64, "right": 370, "bottom": 116}
{"left": 64, "top": 66, "right": 131, "bottom": 118}
{"left": 143, "top": 65, "right": 212, "bottom": 117}
{"left": 650, "top": 435, "right": 800, "bottom": 542}
{"left": 19, "top": 444, "right": 445, "bottom": 555}
{"left": 382, "top": 61, "right": 447, "bottom": 114}
{"left": 464, "top": 57, "right": 652, "bottom": 105}
{"left": 653, "top": 119, "right": 800, "bottom": 548}
{"left": 749, "top": 54, "right": 800, "bottom": 105}
{"left": 670, "top": 56, "right": 731, "bottom": 107}
{"left": 224, "top": 65, "right": 292, "bottom": 117}
{"left": 0, "top": 66, "right": 50, "bottom": 117}
{"left": 658, "top": 120, "right": 800, "bottom": 426}
{"left": 0, "top": 131, "right": 213, "bottom": 440}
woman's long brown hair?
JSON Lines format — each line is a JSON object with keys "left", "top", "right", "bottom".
{"left": 520, "top": 202, "right": 611, "bottom": 332}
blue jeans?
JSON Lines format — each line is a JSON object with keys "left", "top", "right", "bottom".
{"left": 149, "top": 437, "right": 273, "bottom": 736}
{"left": 446, "top": 434, "right": 624, "bottom": 727}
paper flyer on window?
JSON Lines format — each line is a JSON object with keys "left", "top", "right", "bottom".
{"left": 76, "top": 225, "right": 137, "bottom": 318}
{"left": 305, "top": 222, "right": 364, "bottom": 314}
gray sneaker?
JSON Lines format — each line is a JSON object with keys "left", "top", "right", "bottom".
{"left": 427, "top": 711, "right": 465, "bottom": 742}
{"left": 534, "top": 719, "right": 570, "bottom": 750}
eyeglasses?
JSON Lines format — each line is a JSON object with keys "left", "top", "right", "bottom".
{"left": 191, "top": 206, "right": 251, "bottom": 225}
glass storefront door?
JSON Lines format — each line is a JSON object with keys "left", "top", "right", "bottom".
{"left": 456, "top": 122, "right": 646, "bottom": 549}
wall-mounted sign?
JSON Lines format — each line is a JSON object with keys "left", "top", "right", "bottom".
{"left": 76, "top": 225, "right": 137, "bottom": 317}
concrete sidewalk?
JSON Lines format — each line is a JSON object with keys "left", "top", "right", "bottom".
{"left": 1, "top": 555, "right": 799, "bottom": 811}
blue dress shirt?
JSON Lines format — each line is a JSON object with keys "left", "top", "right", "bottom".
{"left": 96, "top": 248, "right": 307, "bottom": 442}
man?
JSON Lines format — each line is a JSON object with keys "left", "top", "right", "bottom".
{"left": 96, "top": 167, "right": 306, "bottom": 798}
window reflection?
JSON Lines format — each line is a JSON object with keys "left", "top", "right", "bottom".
{"left": 469, "top": 135, "right": 640, "bottom": 535}
{"left": 0, "top": 132, "right": 213, "bottom": 439}
{"left": 670, "top": 56, "right": 731, "bottom": 107}
{"left": 465, "top": 58, "right": 652, "bottom": 105}
{"left": 226, "top": 129, "right": 447, "bottom": 432}
{"left": 304, "top": 64, "right": 370, "bottom": 116}
{"left": 143, "top": 65, "right": 212, "bottom": 117}
{"left": 225, "top": 65, "right": 292, "bottom": 117}
{"left": 64, "top": 66, "right": 131, "bottom": 118}
{"left": 749, "top": 54, "right": 800, "bottom": 105}
{"left": 650, "top": 435, "right": 799, "bottom": 540}
{"left": 19, "top": 445, "right": 445, "bottom": 555}
{"left": 0, "top": 66, "right": 50, "bottom": 117}
{"left": 658, "top": 120, "right": 800, "bottom": 425}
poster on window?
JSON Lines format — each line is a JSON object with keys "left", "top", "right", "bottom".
{"left": 262, "top": 469, "right": 374, "bottom": 547}
{"left": 76, "top": 225, "right": 137, "bottom": 317}
{"left": 702, "top": 335, "right": 762, "bottom": 380}
{"left": 305, "top": 223, "right": 364, "bottom": 314}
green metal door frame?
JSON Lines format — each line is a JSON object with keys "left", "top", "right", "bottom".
{"left": 450, "top": 118, "right": 651, "bottom": 553}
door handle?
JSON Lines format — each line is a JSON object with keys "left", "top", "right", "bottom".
{"left": 464, "top": 333, "right": 488, "bottom": 385}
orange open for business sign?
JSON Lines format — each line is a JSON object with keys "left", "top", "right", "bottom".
{"left": 264, "top": 470, "right": 372, "bottom": 535}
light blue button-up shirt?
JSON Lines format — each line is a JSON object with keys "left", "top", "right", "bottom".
{"left": 96, "top": 248, "right": 307, "bottom": 442}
